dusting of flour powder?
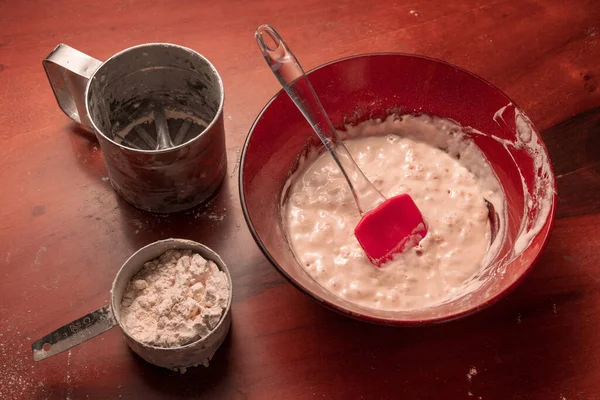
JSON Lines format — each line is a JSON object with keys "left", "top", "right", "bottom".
{"left": 120, "top": 249, "right": 229, "bottom": 347}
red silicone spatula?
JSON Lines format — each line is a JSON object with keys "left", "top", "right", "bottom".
{"left": 255, "top": 25, "right": 428, "bottom": 267}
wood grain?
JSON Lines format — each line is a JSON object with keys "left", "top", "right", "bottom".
{"left": 0, "top": 0, "right": 599, "bottom": 398}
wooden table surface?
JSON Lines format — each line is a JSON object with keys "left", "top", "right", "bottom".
{"left": 1, "top": 0, "right": 599, "bottom": 398}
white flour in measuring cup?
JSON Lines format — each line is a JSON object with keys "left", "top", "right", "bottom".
{"left": 120, "top": 249, "right": 230, "bottom": 347}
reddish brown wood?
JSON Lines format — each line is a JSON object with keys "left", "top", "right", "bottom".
{"left": 0, "top": 0, "right": 599, "bottom": 398}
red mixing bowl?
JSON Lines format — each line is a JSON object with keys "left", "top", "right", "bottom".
{"left": 239, "top": 53, "right": 556, "bottom": 325}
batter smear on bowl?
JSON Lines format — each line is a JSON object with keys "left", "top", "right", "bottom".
{"left": 282, "top": 114, "right": 505, "bottom": 311}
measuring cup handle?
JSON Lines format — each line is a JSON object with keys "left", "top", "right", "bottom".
{"left": 31, "top": 305, "right": 118, "bottom": 362}
{"left": 43, "top": 44, "right": 103, "bottom": 130}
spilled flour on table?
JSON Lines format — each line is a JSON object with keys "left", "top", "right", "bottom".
{"left": 34, "top": 246, "right": 47, "bottom": 266}
{"left": 132, "top": 219, "right": 144, "bottom": 230}
{"left": 65, "top": 350, "right": 73, "bottom": 400}
{"left": 466, "top": 366, "right": 483, "bottom": 399}
{"left": 183, "top": 196, "right": 227, "bottom": 225}
{"left": 0, "top": 324, "right": 48, "bottom": 398}
{"left": 466, "top": 366, "right": 478, "bottom": 382}
{"left": 193, "top": 208, "right": 227, "bottom": 224}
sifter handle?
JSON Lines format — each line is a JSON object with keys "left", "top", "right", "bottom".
{"left": 42, "top": 44, "right": 102, "bottom": 130}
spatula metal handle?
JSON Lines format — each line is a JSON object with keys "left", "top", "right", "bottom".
{"left": 255, "top": 25, "right": 385, "bottom": 214}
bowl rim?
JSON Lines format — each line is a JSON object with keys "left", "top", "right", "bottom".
{"left": 239, "top": 52, "right": 558, "bottom": 326}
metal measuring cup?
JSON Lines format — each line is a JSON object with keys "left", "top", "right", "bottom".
{"left": 31, "top": 239, "right": 233, "bottom": 370}
{"left": 43, "top": 43, "right": 227, "bottom": 213}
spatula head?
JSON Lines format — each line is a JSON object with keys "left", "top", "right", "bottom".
{"left": 354, "top": 194, "right": 428, "bottom": 267}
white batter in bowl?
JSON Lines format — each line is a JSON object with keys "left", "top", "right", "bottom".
{"left": 282, "top": 114, "right": 506, "bottom": 311}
